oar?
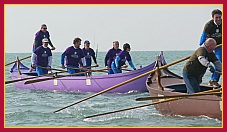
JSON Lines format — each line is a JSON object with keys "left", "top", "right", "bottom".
{"left": 136, "top": 91, "right": 222, "bottom": 101}
{"left": 5, "top": 55, "right": 31, "bottom": 66}
{"left": 121, "top": 68, "right": 133, "bottom": 71}
{"left": 24, "top": 71, "right": 87, "bottom": 84}
{"left": 5, "top": 71, "right": 67, "bottom": 84}
{"left": 216, "top": 44, "right": 222, "bottom": 48}
{"left": 85, "top": 88, "right": 222, "bottom": 118}
{"left": 53, "top": 56, "right": 190, "bottom": 113}
{"left": 66, "top": 65, "right": 99, "bottom": 71}
{"left": 37, "top": 66, "right": 68, "bottom": 72}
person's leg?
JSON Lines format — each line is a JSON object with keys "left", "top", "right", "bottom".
{"left": 210, "top": 47, "right": 222, "bottom": 87}
{"left": 36, "top": 67, "right": 43, "bottom": 76}
{"left": 108, "top": 69, "right": 114, "bottom": 74}
{"left": 183, "top": 70, "right": 200, "bottom": 94}
{"left": 67, "top": 65, "right": 76, "bottom": 74}
{"left": 42, "top": 68, "right": 48, "bottom": 75}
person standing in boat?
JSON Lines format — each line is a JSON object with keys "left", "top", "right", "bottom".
{"left": 183, "top": 38, "right": 222, "bottom": 94}
{"left": 111, "top": 43, "right": 136, "bottom": 74}
{"left": 31, "top": 38, "right": 52, "bottom": 76}
{"left": 104, "top": 41, "right": 122, "bottom": 74}
{"left": 61, "top": 37, "right": 86, "bottom": 75}
{"left": 33, "top": 24, "right": 56, "bottom": 52}
{"left": 82, "top": 40, "right": 99, "bottom": 69}
{"left": 199, "top": 9, "right": 222, "bottom": 88}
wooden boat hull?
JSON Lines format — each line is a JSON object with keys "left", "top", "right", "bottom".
{"left": 9, "top": 52, "right": 164, "bottom": 93}
{"left": 146, "top": 56, "right": 222, "bottom": 120}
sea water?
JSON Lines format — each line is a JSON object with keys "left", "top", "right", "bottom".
{"left": 4, "top": 51, "right": 222, "bottom": 127}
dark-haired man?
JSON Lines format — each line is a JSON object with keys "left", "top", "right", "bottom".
{"left": 61, "top": 37, "right": 86, "bottom": 75}
{"left": 199, "top": 9, "right": 222, "bottom": 87}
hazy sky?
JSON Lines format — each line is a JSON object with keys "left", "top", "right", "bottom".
{"left": 5, "top": 4, "right": 222, "bottom": 53}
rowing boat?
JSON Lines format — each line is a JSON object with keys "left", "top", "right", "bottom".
{"left": 8, "top": 52, "right": 165, "bottom": 93}
{"left": 146, "top": 55, "right": 222, "bottom": 120}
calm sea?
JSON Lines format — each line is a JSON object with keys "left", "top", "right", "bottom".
{"left": 5, "top": 51, "right": 222, "bottom": 127}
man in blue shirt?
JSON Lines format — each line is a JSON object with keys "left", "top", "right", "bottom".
{"left": 199, "top": 9, "right": 222, "bottom": 88}
{"left": 31, "top": 38, "right": 52, "bottom": 76}
{"left": 111, "top": 43, "right": 136, "bottom": 74}
{"left": 104, "top": 41, "right": 122, "bottom": 74}
{"left": 61, "top": 37, "right": 86, "bottom": 75}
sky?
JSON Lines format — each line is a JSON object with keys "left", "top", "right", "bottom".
{"left": 5, "top": 4, "right": 222, "bottom": 53}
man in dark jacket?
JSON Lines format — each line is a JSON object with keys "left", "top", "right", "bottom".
{"left": 183, "top": 38, "right": 222, "bottom": 94}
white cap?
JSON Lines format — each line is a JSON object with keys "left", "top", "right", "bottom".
{"left": 42, "top": 38, "right": 49, "bottom": 43}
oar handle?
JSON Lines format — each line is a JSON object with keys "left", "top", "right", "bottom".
{"left": 37, "top": 66, "right": 67, "bottom": 72}
{"left": 66, "top": 65, "right": 99, "bottom": 71}
{"left": 5, "top": 56, "right": 31, "bottom": 66}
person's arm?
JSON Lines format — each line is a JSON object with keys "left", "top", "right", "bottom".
{"left": 81, "top": 57, "right": 86, "bottom": 67}
{"left": 33, "top": 32, "right": 40, "bottom": 52}
{"left": 104, "top": 50, "right": 111, "bottom": 67}
{"left": 198, "top": 56, "right": 211, "bottom": 67}
{"left": 198, "top": 55, "right": 216, "bottom": 73}
{"left": 31, "top": 52, "right": 37, "bottom": 66}
{"left": 46, "top": 31, "right": 54, "bottom": 47}
{"left": 48, "top": 56, "right": 52, "bottom": 67}
{"left": 115, "top": 56, "right": 120, "bottom": 68}
{"left": 92, "top": 55, "right": 97, "bottom": 64}
{"left": 213, "top": 60, "right": 222, "bottom": 71}
{"left": 61, "top": 53, "right": 66, "bottom": 66}
{"left": 199, "top": 32, "right": 208, "bottom": 46}
{"left": 199, "top": 22, "right": 211, "bottom": 46}
{"left": 48, "top": 38, "right": 54, "bottom": 47}
{"left": 128, "top": 60, "right": 136, "bottom": 70}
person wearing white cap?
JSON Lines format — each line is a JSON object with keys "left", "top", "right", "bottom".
{"left": 31, "top": 38, "right": 52, "bottom": 76}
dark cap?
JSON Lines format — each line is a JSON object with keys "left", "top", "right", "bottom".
{"left": 84, "top": 40, "right": 90, "bottom": 44}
